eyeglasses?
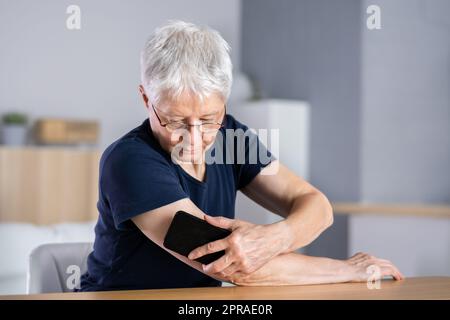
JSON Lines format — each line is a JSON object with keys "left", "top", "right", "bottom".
{"left": 151, "top": 103, "right": 227, "bottom": 133}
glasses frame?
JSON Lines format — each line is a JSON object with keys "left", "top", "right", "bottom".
{"left": 151, "top": 103, "right": 227, "bottom": 133}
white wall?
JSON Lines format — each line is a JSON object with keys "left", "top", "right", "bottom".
{"left": 0, "top": 0, "right": 241, "bottom": 149}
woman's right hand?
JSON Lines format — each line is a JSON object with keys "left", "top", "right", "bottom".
{"left": 345, "top": 252, "right": 404, "bottom": 282}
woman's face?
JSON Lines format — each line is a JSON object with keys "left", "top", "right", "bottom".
{"left": 139, "top": 86, "right": 225, "bottom": 164}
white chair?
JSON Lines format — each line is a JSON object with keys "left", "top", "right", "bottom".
{"left": 27, "top": 242, "right": 93, "bottom": 294}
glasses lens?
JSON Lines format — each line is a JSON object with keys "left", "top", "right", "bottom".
{"left": 200, "top": 123, "right": 221, "bottom": 133}
{"left": 166, "top": 122, "right": 186, "bottom": 131}
{"left": 166, "top": 122, "right": 221, "bottom": 133}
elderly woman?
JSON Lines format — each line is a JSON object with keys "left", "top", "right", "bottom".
{"left": 79, "top": 21, "right": 403, "bottom": 291}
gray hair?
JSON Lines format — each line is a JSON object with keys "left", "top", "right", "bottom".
{"left": 140, "top": 20, "right": 233, "bottom": 105}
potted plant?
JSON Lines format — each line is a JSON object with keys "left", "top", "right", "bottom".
{"left": 1, "top": 112, "right": 28, "bottom": 146}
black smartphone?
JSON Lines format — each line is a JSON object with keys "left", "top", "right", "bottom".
{"left": 163, "top": 210, "right": 231, "bottom": 265}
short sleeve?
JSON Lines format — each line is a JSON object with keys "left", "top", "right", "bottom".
{"left": 225, "top": 115, "right": 277, "bottom": 190}
{"left": 100, "top": 141, "right": 188, "bottom": 230}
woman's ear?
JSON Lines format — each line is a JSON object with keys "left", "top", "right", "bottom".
{"left": 138, "top": 85, "right": 149, "bottom": 108}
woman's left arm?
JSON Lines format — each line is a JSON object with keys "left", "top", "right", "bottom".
{"left": 188, "top": 160, "right": 334, "bottom": 275}
{"left": 242, "top": 160, "right": 334, "bottom": 251}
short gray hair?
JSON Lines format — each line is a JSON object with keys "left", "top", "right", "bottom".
{"left": 140, "top": 20, "right": 233, "bottom": 105}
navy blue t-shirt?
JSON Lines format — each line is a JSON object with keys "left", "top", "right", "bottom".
{"left": 79, "top": 114, "right": 274, "bottom": 291}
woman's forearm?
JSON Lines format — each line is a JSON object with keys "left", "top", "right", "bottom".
{"left": 228, "top": 253, "right": 354, "bottom": 286}
{"left": 282, "top": 191, "right": 334, "bottom": 252}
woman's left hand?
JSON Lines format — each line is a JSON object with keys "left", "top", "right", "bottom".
{"left": 188, "top": 215, "right": 293, "bottom": 277}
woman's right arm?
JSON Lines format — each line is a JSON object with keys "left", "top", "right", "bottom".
{"left": 131, "top": 197, "right": 221, "bottom": 278}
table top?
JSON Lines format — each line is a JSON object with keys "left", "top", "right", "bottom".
{"left": 1, "top": 277, "right": 449, "bottom": 300}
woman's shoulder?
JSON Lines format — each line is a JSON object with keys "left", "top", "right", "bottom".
{"left": 224, "top": 113, "right": 249, "bottom": 131}
{"left": 100, "top": 120, "right": 171, "bottom": 172}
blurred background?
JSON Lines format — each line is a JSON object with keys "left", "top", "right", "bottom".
{"left": 0, "top": 0, "right": 449, "bottom": 295}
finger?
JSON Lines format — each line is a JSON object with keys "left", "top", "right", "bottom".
{"left": 204, "top": 215, "right": 235, "bottom": 230}
{"left": 353, "top": 252, "right": 368, "bottom": 259}
{"left": 220, "top": 263, "right": 239, "bottom": 277}
{"left": 383, "top": 261, "right": 404, "bottom": 279}
{"left": 380, "top": 263, "right": 404, "bottom": 280}
{"left": 351, "top": 252, "right": 365, "bottom": 259}
{"left": 366, "top": 260, "right": 401, "bottom": 279}
{"left": 188, "top": 239, "right": 228, "bottom": 260}
{"left": 380, "top": 265, "right": 402, "bottom": 280}
{"left": 349, "top": 252, "right": 369, "bottom": 262}
{"left": 369, "top": 258, "right": 403, "bottom": 280}
{"left": 203, "top": 254, "right": 234, "bottom": 274}
{"left": 352, "top": 254, "right": 373, "bottom": 265}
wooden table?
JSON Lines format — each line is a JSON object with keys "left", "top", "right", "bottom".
{"left": 1, "top": 277, "right": 449, "bottom": 300}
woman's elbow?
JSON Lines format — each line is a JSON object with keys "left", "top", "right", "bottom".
{"left": 319, "top": 192, "right": 334, "bottom": 230}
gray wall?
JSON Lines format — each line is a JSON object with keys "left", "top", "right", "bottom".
{"left": 242, "top": 0, "right": 363, "bottom": 259}
{"left": 0, "top": 0, "right": 241, "bottom": 148}
{"left": 353, "top": 0, "right": 450, "bottom": 276}
{"left": 361, "top": 0, "right": 450, "bottom": 203}
{"left": 242, "top": 0, "right": 450, "bottom": 265}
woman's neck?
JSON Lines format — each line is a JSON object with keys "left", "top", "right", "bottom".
{"left": 179, "top": 161, "right": 206, "bottom": 182}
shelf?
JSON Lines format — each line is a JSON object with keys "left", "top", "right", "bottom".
{"left": 332, "top": 202, "right": 450, "bottom": 218}
{"left": 0, "top": 146, "right": 100, "bottom": 224}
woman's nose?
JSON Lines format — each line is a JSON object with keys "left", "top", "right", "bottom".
{"left": 188, "top": 125, "right": 203, "bottom": 145}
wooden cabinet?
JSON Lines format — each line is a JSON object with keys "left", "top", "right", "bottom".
{"left": 0, "top": 146, "right": 100, "bottom": 224}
